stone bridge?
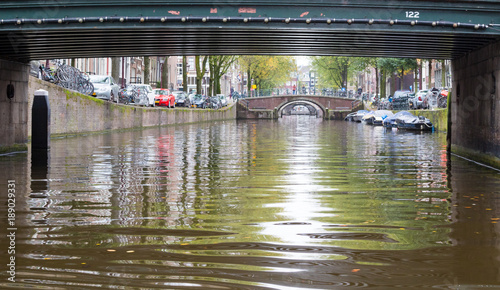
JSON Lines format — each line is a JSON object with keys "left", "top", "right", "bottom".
{"left": 237, "top": 95, "right": 362, "bottom": 120}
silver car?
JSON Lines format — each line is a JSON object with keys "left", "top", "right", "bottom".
{"left": 90, "top": 75, "right": 120, "bottom": 102}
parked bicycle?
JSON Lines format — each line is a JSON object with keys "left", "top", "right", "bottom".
{"left": 54, "top": 64, "right": 94, "bottom": 96}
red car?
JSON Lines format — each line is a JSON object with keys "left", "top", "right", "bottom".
{"left": 154, "top": 88, "right": 175, "bottom": 107}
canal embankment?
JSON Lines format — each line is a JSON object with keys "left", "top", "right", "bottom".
{"left": 27, "top": 76, "right": 236, "bottom": 138}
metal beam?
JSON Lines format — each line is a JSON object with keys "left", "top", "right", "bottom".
{"left": 0, "top": 1, "right": 499, "bottom": 61}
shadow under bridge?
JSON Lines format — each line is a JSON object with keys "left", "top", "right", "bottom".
{"left": 278, "top": 100, "right": 325, "bottom": 118}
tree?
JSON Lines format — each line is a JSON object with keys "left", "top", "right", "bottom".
{"left": 311, "top": 56, "right": 350, "bottom": 90}
{"left": 111, "top": 57, "right": 121, "bottom": 87}
{"left": 377, "top": 58, "right": 417, "bottom": 95}
{"left": 182, "top": 56, "right": 187, "bottom": 92}
{"left": 161, "top": 56, "right": 169, "bottom": 89}
{"left": 239, "top": 56, "right": 295, "bottom": 96}
{"left": 209, "top": 56, "right": 238, "bottom": 95}
{"left": 351, "top": 57, "right": 380, "bottom": 96}
{"left": 144, "top": 57, "right": 150, "bottom": 85}
{"left": 440, "top": 60, "right": 446, "bottom": 89}
{"left": 195, "top": 55, "right": 208, "bottom": 95}
{"left": 378, "top": 58, "right": 399, "bottom": 97}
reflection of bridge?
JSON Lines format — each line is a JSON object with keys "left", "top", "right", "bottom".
{"left": 237, "top": 95, "right": 361, "bottom": 119}
{"left": 0, "top": 0, "right": 499, "bottom": 167}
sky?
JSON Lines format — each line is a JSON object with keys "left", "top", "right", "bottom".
{"left": 295, "top": 56, "right": 311, "bottom": 67}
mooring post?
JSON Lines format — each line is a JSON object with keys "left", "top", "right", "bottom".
{"left": 32, "top": 89, "right": 51, "bottom": 150}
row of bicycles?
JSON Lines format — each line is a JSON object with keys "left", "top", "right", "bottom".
{"left": 118, "top": 87, "right": 148, "bottom": 105}
{"left": 39, "top": 63, "right": 94, "bottom": 96}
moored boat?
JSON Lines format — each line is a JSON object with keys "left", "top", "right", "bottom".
{"left": 396, "top": 114, "right": 434, "bottom": 131}
{"left": 372, "top": 110, "right": 394, "bottom": 126}
{"left": 353, "top": 110, "right": 369, "bottom": 122}
{"left": 383, "top": 111, "right": 413, "bottom": 128}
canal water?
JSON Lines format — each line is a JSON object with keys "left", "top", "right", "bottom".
{"left": 1, "top": 116, "right": 500, "bottom": 289}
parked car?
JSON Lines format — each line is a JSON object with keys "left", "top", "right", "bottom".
{"left": 173, "top": 91, "right": 190, "bottom": 107}
{"left": 410, "top": 90, "right": 429, "bottom": 109}
{"left": 154, "top": 88, "right": 175, "bottom": 107}
{"left": 217, "top": 94, "right": 228, "bottom": 107}
{"left": 89, "top": 75, "right": 120, "bottom": 102}
{"left": 130, "top": 84, "right": 155, "bottom": 107}
{"left": 192, "top": 94, "right": 208, "bottom": 108}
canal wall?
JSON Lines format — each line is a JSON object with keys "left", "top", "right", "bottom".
{"left": 408, "top": 109, "right": 448, "bottom": 133}
{"left": 27, "top": 76, "right": 236, "bottom": 138}
{"left": 451, "top": 39, "right": 500, "bottom": 168}
{"left": 0, "top": 60, "right": 29, "bottom": 153}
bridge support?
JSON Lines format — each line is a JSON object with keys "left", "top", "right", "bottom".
{"left": 0, "top": 59, "right": 29, "bottom": 154}
{"left": 451, "top": 39, "right": 500, "bottom": 168}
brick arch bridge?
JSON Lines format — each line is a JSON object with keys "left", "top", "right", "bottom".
{"left": 237, "top": 95, "right": 361, "bottom": 120}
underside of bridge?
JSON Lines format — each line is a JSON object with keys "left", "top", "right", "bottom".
{"left": 279, "top": 101, "right": 323, "bottom": 118}
{"left": 0, "top": 0, "right": 499, "bottom": 61}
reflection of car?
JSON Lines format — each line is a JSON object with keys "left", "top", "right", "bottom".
{"left": 89, "top": 75, "right": 120, "bottom": 102}
{"left": 173, "top": 91, "right": 190, "bottom": 107}
{"left": 217, "top": 94, "right": 228, "bottom": 107}
{"left": 130, "top": 84, "right": 155, "bottom": 107}
{"left": 154, "top": 88, "right": 175, "bottom": 107}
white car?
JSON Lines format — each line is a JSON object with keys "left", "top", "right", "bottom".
{"left": 128, "top": 84, "right": 155, "bottom": 107}
{"left": 89, "top": 75, "right": 120, "bottom": 102}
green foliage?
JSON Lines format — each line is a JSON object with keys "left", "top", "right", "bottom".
{"left": 239, "top": 56, "right": 296, "bottom": 93}
{"left": 311, "top": 56, "right": 350, "bottom": 90}
{"left": 209, "top": 56, "right": 238, "bottom": 96}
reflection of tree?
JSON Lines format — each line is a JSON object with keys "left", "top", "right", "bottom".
{"left": 311, "top": 126, "right": 452, "bottom": 250}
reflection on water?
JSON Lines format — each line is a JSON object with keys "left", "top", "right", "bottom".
{"left": 1, "top": 116, "right": 500, "bottom": 289}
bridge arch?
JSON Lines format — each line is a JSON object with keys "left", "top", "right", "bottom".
{"left": 277, "top": 98, "right": 326, "bottom": 118}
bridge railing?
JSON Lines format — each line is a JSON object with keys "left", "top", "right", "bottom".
{"left": 245, "top": 88, "right": 358, "bottom": 99}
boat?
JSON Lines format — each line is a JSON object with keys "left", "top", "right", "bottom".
{"left": 344, "top": 112, "right": 357, "bottom": 121}
{"left": 361, "top": 111, "right": 376, "bottom": 124}
{"left": 372, "top": 110, "right": 394, "bottom": 126}
{"left": 383, "top": 111, "right": 414, "bottom": 128}
{"left": 362, "top": 110, "right": 393, "bottom": 125}
{"left": 353, "top": 110, "right": 369, "bottom": 122}
{"left": 395, "top": 113, "right": 434, "bottom": 131}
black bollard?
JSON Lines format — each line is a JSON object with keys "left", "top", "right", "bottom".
{"left": 32, "top": 89, "right": 51, "bottom": 150}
